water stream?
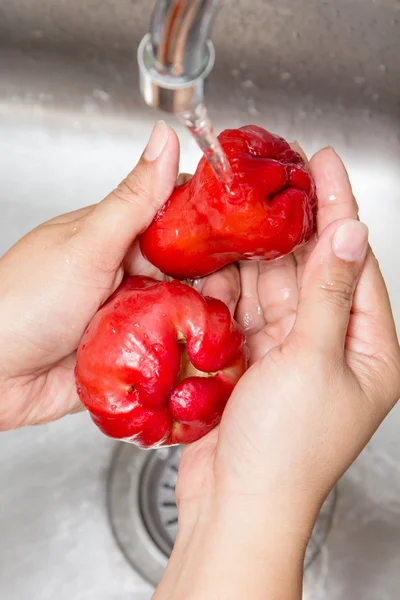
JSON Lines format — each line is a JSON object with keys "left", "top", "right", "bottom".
{"left": 177, "top": 103, "right": 239, "bottom": 196}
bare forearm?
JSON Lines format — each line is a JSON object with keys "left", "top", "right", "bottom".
{"left": 153, "top": 500, "right": 308, "bottom": 600}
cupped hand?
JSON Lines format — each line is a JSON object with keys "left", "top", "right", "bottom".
{"left": 0, "top": 122, "right": 239, "bottom": 429}
{"left": 177, "top": 147, "right": 400, "bottom": 538}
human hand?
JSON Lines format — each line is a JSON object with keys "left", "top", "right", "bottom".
{"left": 0, "top": 122, "right": 239, "bottom": 430}
{"left": 156, "top": 148, "right": 400, "bottom": 600}
{"left": 214, "top": 148, "right": 400, "bottom": 520}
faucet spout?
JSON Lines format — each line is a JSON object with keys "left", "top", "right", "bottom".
{"left": 138, "top": 0, "right": 219, "bottom": 112}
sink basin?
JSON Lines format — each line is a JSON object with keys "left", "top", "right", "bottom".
{"left": 0, "top": 1, "right": 399, "bottom": 599}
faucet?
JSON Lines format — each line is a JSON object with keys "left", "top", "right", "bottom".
{"left": 137, "top": 0, "right": 220, "bottom": 113}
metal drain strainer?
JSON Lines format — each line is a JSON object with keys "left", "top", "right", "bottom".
{"left": 107, "top": 443, "right": 336, "bottom": 588}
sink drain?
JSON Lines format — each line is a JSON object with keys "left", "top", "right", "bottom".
{"left": 107, "top": 443, "right": 336, "bottom": 588}
{"left": 139, "top": 445, "right": 182, "bottom": 557}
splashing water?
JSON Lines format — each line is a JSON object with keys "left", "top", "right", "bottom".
{"left": 177, "top": 103, "right": 239, "bottom": 196}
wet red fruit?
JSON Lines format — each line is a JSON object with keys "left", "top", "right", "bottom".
{"left": 75, "top": 276, "right": 247, "bottom": 448}
{"left": 140, "top": 125, "right": 317, "bottom": 279}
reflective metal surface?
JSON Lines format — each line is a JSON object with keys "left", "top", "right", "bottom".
{"left": 138, "top": 34, "right": 215, "bottom": 112}
{"left": 0, "top": 1, "right": 399, "bottom": 599}
{"left": 138, "top": 0, "right": 218, "bottom": 112}
{"left": 150, "top": 0, "right": 219, "bottom": 77}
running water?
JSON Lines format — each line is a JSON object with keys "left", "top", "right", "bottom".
{"left": 177, "top": 103, "right": 240, "bottom": 196}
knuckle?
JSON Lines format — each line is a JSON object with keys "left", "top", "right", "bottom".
{"left": 66, "top": 234, "right": 120, "bottom": 277}
{"left": 211, "top": 267, "right": 240, "bottom": 307}
{"left": 114, "top": 170, "right": 156, "bottom": 211}
{"left": 319, "top": 278, "right": 354, "bottom": 309}
{"left": 387, "top": 348, "right": 400, "bottom": 399}
{"left": 222, "top": 265, "right": 240, "bottom": 291}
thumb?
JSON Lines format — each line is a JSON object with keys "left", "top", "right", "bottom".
{"left": 291, "top": 218, "right": 369, "bottom": 357}
{"left": 78, "top": 121, "right": 179, "bottom": 265}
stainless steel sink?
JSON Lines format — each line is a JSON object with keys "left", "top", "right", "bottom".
{"left": 0, "top": 1, "right": 399, "bottom": 599}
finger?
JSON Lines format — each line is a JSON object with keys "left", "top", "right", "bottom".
{"left": 309, "top": 147, "right": 359, "bottom": 235}
{"left": 123, "top": 240, "right": 164, "bottom": 279}
{"left": 76, "top": 121, "right": 179, "bottom": 269}
{"left": 235, "top": 262, "right": 265, "bottom": 333}
{"left": 198, "top": 264, "right": 240, "bottom": 316}
{"left": 294, "top": 233, "right": 317, "bottom": 283}
{"left": 257, "top": 253, "right": 298, "bottom": 342}
{"left": 291, "top": 219, "right": 369, "bottom": 357}
{"left": 347, "top": 248, "right": 400, "bottom": 358}
{"left": 124, "top": 170, "right": 192, "bottom": 279}
{"left": 289, "top": 140, "right": 315, "bottom": 282}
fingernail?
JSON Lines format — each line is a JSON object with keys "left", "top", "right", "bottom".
{"left": 143, "top": 120, "right": 169, "bottom": 162}
{"left": 289, "top": 140, "right": 308, "bottom": 162}
{"left": 290, "top": 140, "right": 301, "bottom": 152}
{"left": 332, "top": 220, "right": 369, "bottom": 261}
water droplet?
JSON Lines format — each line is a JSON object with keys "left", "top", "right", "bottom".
{"left": 354, "top": 76, "right": 365, "bottom": 85}
{"left": 247, "top": 99, "right": 259, "bottom": 117}
{"left": 92, "top": 88, "right": 110, "bottom": 102}
{"left": 241, "top": 312, "right": 254, "bottom": 330}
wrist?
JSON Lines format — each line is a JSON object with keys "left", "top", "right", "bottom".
{"left": 154, "top": 494, "right": 309, "bottom": 600}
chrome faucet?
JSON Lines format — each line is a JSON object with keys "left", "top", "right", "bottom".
{"left": 137, "top": 0, "right": 220, "bottom": 113}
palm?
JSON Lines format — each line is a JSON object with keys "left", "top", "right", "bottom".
{"left": 0, "top": 167, "right": 240, "bottom": 427}
{"left": 178, "top": 146, "right": 374, "bottom": 502}
{"left": 177, "top": 246, "right": 314, "bottom": 504}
